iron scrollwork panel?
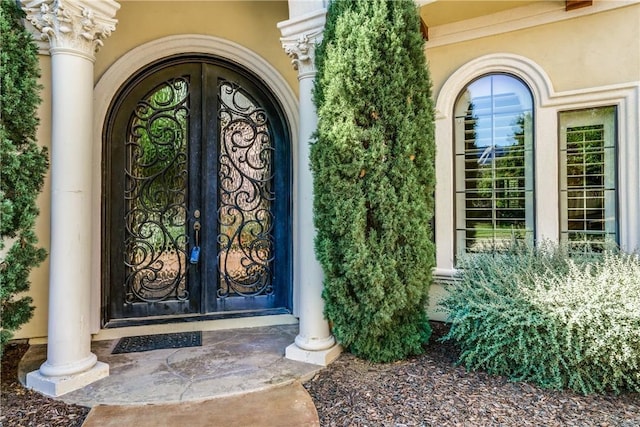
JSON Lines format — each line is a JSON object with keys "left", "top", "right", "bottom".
{"left": 124, "top": 77, "right": 190, "bottom": 303}
{"left": 217, "top": 81, "right": 275, "bottom": 298}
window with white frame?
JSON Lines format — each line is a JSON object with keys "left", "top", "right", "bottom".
{"left": 559, "top": 106, "right": 618, "bottom": 249}
{"left": 454, "top": 74, "right": 534, "bottom": 253}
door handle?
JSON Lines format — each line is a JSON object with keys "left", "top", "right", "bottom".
{"left": 190, "top": 219, "right": 201, "bottom": 264}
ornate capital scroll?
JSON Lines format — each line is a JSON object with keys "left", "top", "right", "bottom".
{"left": 282, "top": 31, "right": 323, "bottom": 79}
{"left": 22, "top": 0, "right": 119, "bottom": 59}
{"left": 278, "top": 7, "right": 326, "bottom": 80}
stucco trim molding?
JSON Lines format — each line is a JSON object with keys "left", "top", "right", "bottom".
{"left": 435, "top": 53, "right": 555, "bottom": 116}
{"left": 425, "top": 0, "right": 640, "bottom": 48}
{"left": 94, "top": 35, "right": 298, "bottom": 131}
{"left": 91, "top": 34, "right": 299, "bottom": 332}
{"left": 433, "top": 52, "right": 640, "bottom": 277}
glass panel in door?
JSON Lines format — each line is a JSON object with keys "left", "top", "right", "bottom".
{"left": 217, "top": 81, "right": 275, "bottom": 299}
{"left": 124, "top": 77, "right": 190, "bottom": 304}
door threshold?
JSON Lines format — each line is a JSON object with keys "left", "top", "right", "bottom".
{"left": 91, "top": 313, "right": 298, "bottom": 342}
{"left": 102, "top": 308, "right": 291, "bottom": 329}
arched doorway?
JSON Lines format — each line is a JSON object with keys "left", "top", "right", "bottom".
{"left": 103, "top": 55, "right": 291, "bottom": 326}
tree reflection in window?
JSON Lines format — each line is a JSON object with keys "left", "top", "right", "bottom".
{"left": 559, "top": 106, "right": 617, "bottom": 251}
{"left": 455, "top": 74, "right": 534, "bottom": 254}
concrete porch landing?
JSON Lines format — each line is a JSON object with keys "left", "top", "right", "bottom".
{"left": 19, "top": 325, "right": 324, "bottom": 425}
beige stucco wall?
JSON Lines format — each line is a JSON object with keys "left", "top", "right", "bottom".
{"left": 94, "top": 1, "right": 297, "bottom": 92}
{"left": 425, "top": 3, "right": 640, "bottom": 323}
{"left": 16, "top": 2, "right": 640, "bottom": 339}
{"left": 15, "top": 1, "right": 296, "bottom": 340}
{"left": 13, "top": 58, "right": 52, "bottom": 340}
{"left": 427, "top": 4, "right": 640, "bottom": 99}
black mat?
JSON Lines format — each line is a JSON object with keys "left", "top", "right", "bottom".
{"left": 112, "top": 331, "right": 202, "bottom": 354}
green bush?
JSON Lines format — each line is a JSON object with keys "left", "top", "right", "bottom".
{"left": 440, "top": 242, "right": 640, "bottom": 394}
{"left": 0, "top": 0, "right": 48, "bottom": 354}
{"left": 312, "top": 0, "right": 436, "bottom": 362}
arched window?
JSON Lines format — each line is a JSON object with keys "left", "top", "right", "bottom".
{"left": 454, "top": 74, "right": 534, "bottom": 253}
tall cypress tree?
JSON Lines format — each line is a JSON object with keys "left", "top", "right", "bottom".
{"left": 0, "top": 0, "right": 48, "bottom": 353}
{"left": 312, "top": 0, "right": 436, "bottom": 362}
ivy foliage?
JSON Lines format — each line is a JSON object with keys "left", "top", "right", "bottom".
{"left": 312, "top": 0, "right": 436, "bottom": 362}
{"left": 0, "top": 0, "right": 48, "bottom": 354}
{"left": 441, "top": 242, "right": 640, "bottom": 395}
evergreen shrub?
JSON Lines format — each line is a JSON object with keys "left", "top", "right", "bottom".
{"left": 440, "top": 242, "right": 640, "bottom": 394}
{"left": 0, "top": 0, "right": 48, "bottom": 354}
{"left": 312, "top": 0, "right": 436, "bottom": 362}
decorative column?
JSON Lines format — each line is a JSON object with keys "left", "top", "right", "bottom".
{"left": 278, "top": 6, "right": 341, "bottom": 366}
{"left": 22, "top": 0, "right": 119, "bottom": 397}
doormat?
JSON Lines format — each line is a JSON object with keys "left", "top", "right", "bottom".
{"left": 112, "top": 331, "right": 202, "bottom": 354}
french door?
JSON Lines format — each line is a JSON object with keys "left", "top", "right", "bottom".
{"left": 103, "top": 56, "right": 291, "bottom": 325}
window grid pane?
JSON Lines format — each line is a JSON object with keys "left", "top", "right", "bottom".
{"left": 559, "top": 107, "right": 617, "bottom": 250}
{"left": 454, "top": 74, "right": 534, "bottom": 254}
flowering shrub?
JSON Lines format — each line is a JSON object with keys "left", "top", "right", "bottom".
{"left": 440, "top": 243, "right": 640, "bottom": 394}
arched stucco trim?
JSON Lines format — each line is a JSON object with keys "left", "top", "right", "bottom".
{"left": 432, "top": 52, "right": 639, "bottom": 280}
{"left": 435, "top": 53, "right": 554, "bottom": 117}
{"left": 91, "top": 35, "right": 299, "bottom": 331}
{"left": 433, "top": 53, "right": 556, "bottom": 278}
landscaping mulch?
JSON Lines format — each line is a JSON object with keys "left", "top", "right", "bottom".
{"left": 1, "top": 322, "right": 639, "bottom": 426}
{"left": 304, "top": 322, "right": 640, "bottom": 426}
{"left": 0, "top": 342, "right": 89, "bottom": 427}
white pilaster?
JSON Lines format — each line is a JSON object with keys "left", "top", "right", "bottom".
{"left": 22, "top": 0, "right": 119, "bottom": 397}
{"left": 278, "top": 5, "right": 341, "bottom": 366}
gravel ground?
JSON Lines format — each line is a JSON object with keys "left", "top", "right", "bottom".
{"left": 1, "top": 322, "right": 639, "bottom": 426}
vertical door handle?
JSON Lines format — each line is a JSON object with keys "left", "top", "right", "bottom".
{"left": 190, "top": 214, "right": 201, "bottom": 264}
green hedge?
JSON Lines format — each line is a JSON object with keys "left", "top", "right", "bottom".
{"left": 312, "top": 0, "right": 436, "bottom": 362}
{"left": 440, "top": 243, "right": 640, "bottom": 394}
{"left": 0, "top": 0, "right": 48, "bottom": 354}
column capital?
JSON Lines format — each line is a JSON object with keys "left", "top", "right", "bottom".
{"left": 282, "top": 31, "right": 323, "bottom": 79}
{"left": 278, "top": 8, "right": 326, "bottom": 79}
{"left": 21, "top": 0, "right": 119, "bottom": 60}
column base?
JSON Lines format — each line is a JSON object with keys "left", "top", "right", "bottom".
{"left": 26, "top": 361, "right": 109, "bottom": 397}
{"left": 286, "top": 342, "right": 342, "bottom": 366}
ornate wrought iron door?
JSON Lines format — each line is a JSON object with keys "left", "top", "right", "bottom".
{"left": 104, "top": 57, "right": 291, "bottom": 324}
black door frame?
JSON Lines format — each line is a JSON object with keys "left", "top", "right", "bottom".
{"left": 102, "top": 54, "right": 292, "bottom": 327}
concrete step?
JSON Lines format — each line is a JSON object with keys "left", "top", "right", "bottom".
{"left": 82, "top": 381, "right": 319, "bottom": 427}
